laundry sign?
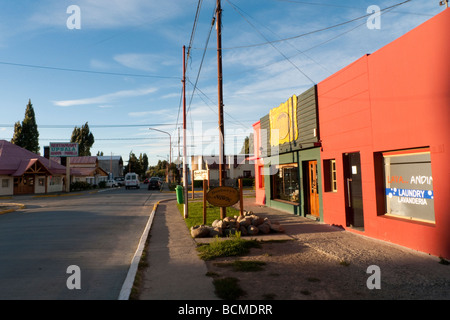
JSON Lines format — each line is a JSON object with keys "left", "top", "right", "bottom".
{"left": 49, "top": 142, "right": 79, "bottom": 157}
{"left": 383, "top": 148, "right": 434, "bottom": 222}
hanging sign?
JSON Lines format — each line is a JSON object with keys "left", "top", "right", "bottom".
{"left": 206, "top": 186, "right": 240, "bottom": 207}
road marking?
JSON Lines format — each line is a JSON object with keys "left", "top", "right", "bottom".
{"left": 118, "top": 200, "right": 159, "bottom": 300}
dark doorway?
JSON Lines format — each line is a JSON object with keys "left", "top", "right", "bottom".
{"left": 343, "top": 152, "right": 364, "bottom": 230}
{"left": 14, "top": 176, "right": 35, "bottom": 195}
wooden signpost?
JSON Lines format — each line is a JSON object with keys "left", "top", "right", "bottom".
{"left": 202, "top": 178, "right": 245, "bottom": 224}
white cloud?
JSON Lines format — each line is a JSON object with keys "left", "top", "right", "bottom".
{"left": 53, "top": 86, "right": 157, "bottom": 107}
{"left": 29, "top": 0, "right": 193, "bottom": 29}
{"left": 113, "top": 53, "right": 176, "bottom": 72}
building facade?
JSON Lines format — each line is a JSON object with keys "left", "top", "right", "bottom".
{"left": 0, "top": 140, "right": 66, "bottom": 195}
{"left": 70, "top": 156, "right": 109, "bottom": 185}
{"left": 317, "top": 9, "right": 450, "bottom": 259}
{"left": 97, "top": 155, "right": 124, "bottom": 179}
{"left": 255, "top": 86, "right": 323, "bottom": 220}
{"left": 252, "top": 10, "right": 449, "bottom": 259}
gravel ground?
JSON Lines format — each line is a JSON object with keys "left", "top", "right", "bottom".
{"left": 201, "top": 202, "right": 450, "bottom": 300}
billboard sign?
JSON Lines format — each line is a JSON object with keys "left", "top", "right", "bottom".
{"left": 49, "top": 142, "right": 79, "bottom": 157}
{"left": 193, "top": 170, "right": 208, "bottom": 181}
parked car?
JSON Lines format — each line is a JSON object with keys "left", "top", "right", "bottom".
{"left": 106, "top": 179, "right": 118, "bottom": 188}
{"left": 125, "top": 172, "right": 140, "bottom": 189}
{"left": 114, "top": 177, "right": 125, "bottom": 186}
{"left": 148, "top": 177, "right": 161, "bottom": 190}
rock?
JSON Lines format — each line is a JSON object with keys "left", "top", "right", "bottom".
{"left": 191, "top": 225, "right": 210, "bottom": 238}
{"left": 269, "top": 221, "right": 284, "bottom": 233}
{"left": 239, "top": 225, "right": 248, "bottom": 236}
{"left": 209, "top": 227, "right": 222, "bottom": 237}
{"left": 247, "top": 225, "right": 259, "bottom": 235}
{"left": 252, "top": 216, "right": 265, "bottom": 226}
{"left": 258, "top": 222, "right": 271, "bottom": 234}
{"left": 238, "top": 217, "right": 252, "bottom": 228}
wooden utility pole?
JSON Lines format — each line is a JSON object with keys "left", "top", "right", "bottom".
{"left": 216, "top": 0, "right": 226, "bottom": 220}
{"left": 182, "top": 45, "right": 188, "bottom": 219}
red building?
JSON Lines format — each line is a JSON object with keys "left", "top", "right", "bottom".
{"left": 318, "top": 9, "right": 450, "bottom": 258}
{"left": 251, "top": 120, "right": 266, "bottom": 205}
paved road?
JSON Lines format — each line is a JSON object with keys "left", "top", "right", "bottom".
{"left": 0, "top": 186, "right": 174, "bottom": 300}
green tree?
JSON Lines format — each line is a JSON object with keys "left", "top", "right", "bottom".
{"left": 125, "top": 152, "right": 141, "bottom": 175}
{"left": 11, "top": 121, "right": 23, "bottom": 147}
{"left": 239, "top": 133, "right": 254, "bottom": 155}
{"left": 11, "top": 99, "right": 39, "bottom": 153}
{"left": 140, "top": 153, "right": 149, "bottom": 176}
{"left": 71, "top": 122, "right": 95, "bottom": 156}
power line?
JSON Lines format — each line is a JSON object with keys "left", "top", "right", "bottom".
{"left": 276, "top": 0, "right": 434, "bottom": 17}
{"left": 0, "top": 123, "right": 176, "bottom": 128}
{"left": 187, "top": 6, "right": 216, "bottom": 116}
{"left": 226, "top": 0, "right": 316, "bottom": 84}
{"left": 176, "top": 0, "right": 207, "bottom": 133}
{"left": 197, "top": 0, "right": 412, "bottom": 50}
{"left": 0, "top": 61, "right": 180, "bottom": 79}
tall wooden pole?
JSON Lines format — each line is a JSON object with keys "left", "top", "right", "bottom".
{"left": 217, "top": 0, "right": 226, "bottom": 219}
{"left": 182, "top": 45, "right": 189, "bottom": 219}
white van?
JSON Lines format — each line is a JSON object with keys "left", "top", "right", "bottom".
{"left": 125, "top": 172, "right": 140, "bottom": 189}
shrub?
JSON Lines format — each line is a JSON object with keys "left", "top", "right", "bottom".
{"left": 70, "top": 181, "right": 92, "bottom": 191}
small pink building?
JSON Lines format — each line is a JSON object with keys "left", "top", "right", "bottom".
{"left": 0, "top": 140, "right": 66, "bottom": 195}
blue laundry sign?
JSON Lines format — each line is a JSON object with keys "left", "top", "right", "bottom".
{"left": 383, "top": 149, "right": 434, "bottom": 222}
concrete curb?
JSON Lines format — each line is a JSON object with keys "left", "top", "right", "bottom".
{"left": 0, "top": 203, "right": 26, "bottom": 215}
{"left": 118, "top": 201, "right": 159, "bottom": 300}
{"left": 118, "top": 198, "right": 173, "bottom": 300}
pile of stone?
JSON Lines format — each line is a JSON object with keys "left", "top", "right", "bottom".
{"left": 190, "top": 210, "right": 284, "bottom": 238}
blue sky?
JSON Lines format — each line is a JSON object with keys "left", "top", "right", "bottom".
{"left": 0, "top": 0, "right": 443, "bottom": 167}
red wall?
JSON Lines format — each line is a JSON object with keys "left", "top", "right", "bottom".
{"left": 252, "top": 121, "right": 266, "bottom": 205}
{"left": 318, "top": 9, "right": 450, "bottom": 258}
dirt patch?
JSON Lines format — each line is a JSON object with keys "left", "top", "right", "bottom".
{"left": 200, "top": 202, "right": 450, "bottom": 300}
{"left": 203, "top": 237, "right": 450, "bottom": 300}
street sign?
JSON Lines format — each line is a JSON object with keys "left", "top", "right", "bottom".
{"left": 206, "top": 186, "right": 240, "bottom": 207}
{"left": 193, "top": 169, "right": 208, "bottom": 181}
{"left": 49, "top": 142, "right": 79, "bottom": 157}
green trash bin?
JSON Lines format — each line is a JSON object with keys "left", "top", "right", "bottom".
{"left": 176, "top": 185, "right": 184, "bottom": 204}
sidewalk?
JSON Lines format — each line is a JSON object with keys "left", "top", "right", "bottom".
{"left": 137, "top": 194, "right": 450, "bottom": 300}
{"left": 138, "top": 199, "right": 218, "bottom": 300}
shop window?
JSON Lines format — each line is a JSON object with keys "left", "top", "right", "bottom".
{"left": 375, "top": 147, "right": 435, "bottom": 223}
{"left": 323, "top": 159, "right": 337, "bottom": 192}
{"left": 50, "top": 177, "right": 62, "bottom": 186}
{"left": 272, "top": 164, "right": 299, "bottom": 203}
